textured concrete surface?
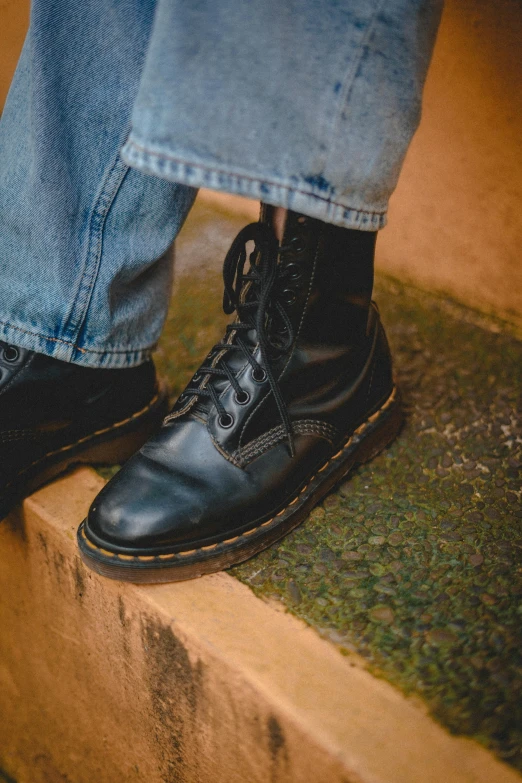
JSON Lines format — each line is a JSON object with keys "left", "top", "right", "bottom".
{"left": 125, "top": 200, "right": 522, "bottom": 772}
{"left": 4, "top": 471, "right": 519, "bottom": 783}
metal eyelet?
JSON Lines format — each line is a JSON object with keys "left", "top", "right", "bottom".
{"left": 289, "top": 236, "right": 306, "bottom": 253}
{"left": 283, "top": 262, "right": 302, "bottom": 281}
{"left": 252, "top": 367, "right": 267, "bottom": 383}
{"left": 234, "top": 390, "right": 250, "bottom": 405}
{"left": 282, "top": 289, "right": 297, "bottom": 306}
{"left": 218, "top": 413, "right": 234, "bottom": 428}
{"left": 2, "top": 346, "right": 19, "bottom": 363}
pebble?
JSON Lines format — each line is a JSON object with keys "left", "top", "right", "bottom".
{"left": 369, "top": 606, "right": 395, "bottom": 624}
{"left": 426, "top": 629, "right": 458, "bottom": 646}
{"left": 341, "top": 551, "right": 363, "bottom": 561}
{"left": 368, "top": 535, "right": 386, "bottom": 546}
{"left": 324, "top": 495, "right": 340, "bottom": 510}
{"left": 387, "top": 532, "right": 404, "bottom": 546}
{"left": 468, "top": 553, "right": 484, "bottom": 567}
{"left": 318, "top": 547, "right": 336, "bottom": 561}
{"left": 287, "top": 580, "right": 302, "bottom": 605}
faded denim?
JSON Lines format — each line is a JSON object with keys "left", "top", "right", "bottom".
{"left": 0, "top": 0, "right": 442, "bottom": 368}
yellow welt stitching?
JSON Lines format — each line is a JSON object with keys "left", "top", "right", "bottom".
{"left": 137, "top": 555, "right": 156, "bottom": 561}
{"left": 89, "top": 388, "right": 398, "bottom": 563}
{"left": 117, "top": 554, "right": 135, "bottom": 561}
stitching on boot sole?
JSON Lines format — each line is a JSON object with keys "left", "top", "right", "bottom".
{"left": 81, "top": 387, "right": 398, "bottom": 564}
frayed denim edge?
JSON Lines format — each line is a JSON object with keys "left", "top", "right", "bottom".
{"left": 121, "top": 139, "right": 388, "bottom": 232}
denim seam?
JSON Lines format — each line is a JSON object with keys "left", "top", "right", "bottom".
{"left": 62, "top": 155, "right": 130, "bottom": 344}
{"left": 123, "top": 140, "right": 387, "bottom": 218}
{"left": 324, "top": 0, "right": 387, "bottom": 174}
{"left": 0, "top": 318, "right": 154, "bottom": 355}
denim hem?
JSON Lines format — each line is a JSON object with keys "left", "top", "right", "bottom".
{"left": 122, "top": 139, "right": 388, "bottom": 231}
{"left": 0, "top": 318, "right": 153, "bottom": 369}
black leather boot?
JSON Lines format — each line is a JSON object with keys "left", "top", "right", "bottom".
{"left": 0, "top": 343, "right": 168, "bottom": 519}
{"left": 78, "top": 209, "right": 403, "bottom": 581}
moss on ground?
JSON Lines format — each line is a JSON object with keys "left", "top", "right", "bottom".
{"left": 99, "top": 203, "right": 522, "bottom": 769}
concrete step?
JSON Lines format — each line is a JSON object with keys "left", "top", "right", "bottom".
{"left": 1, "top": 468, "right": 520, "bottom": 783}
{"left": 1, "top": 197, "right": 522, "bottom": 783}
{"left": 162, "top": 197, "right": 522, "bottom": 773}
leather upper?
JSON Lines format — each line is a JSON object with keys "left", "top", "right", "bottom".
{"left": 87, "top": 211, "right": 394, "bottom": 553}
{"left": 0, "top": 342, "right": 157, "bottom": 485}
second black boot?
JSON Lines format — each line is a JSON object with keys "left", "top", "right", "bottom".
{"left": 0, "top": 345, "right": 168, "bottom": 519}
{"left": 79, "top": 209, "right": 403, "bottom": 581}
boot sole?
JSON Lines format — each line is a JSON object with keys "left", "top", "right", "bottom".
{"left": 0, "top": 382, "right": 170, "bottom": 521}
{"left": 78, "top": 386, "right": 403, "bottom": 583}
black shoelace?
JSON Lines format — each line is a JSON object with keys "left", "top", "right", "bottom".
{"left": 177, "top": 222, "right": 297, "bottom": 456}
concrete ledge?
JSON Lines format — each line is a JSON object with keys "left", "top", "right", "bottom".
{"left": 0, "top": 469, "right": 520, "bottom": 783}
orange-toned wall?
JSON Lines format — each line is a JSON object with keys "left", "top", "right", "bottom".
{"left": 1, "top": 0, "right": 521, "bottom": 326}
{"left": 0, "top": 0, "right": 29, "bottom": 110}
{"left": 381, "top": 0, "right": 522, "bottom": 327}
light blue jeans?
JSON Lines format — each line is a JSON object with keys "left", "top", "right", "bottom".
{"left": 0, "top": 0, "right": 442, "bottom": 369}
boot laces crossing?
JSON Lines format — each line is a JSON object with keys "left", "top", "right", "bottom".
{"left": 175, "top": 222, "right": 298, "bottom": 456}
